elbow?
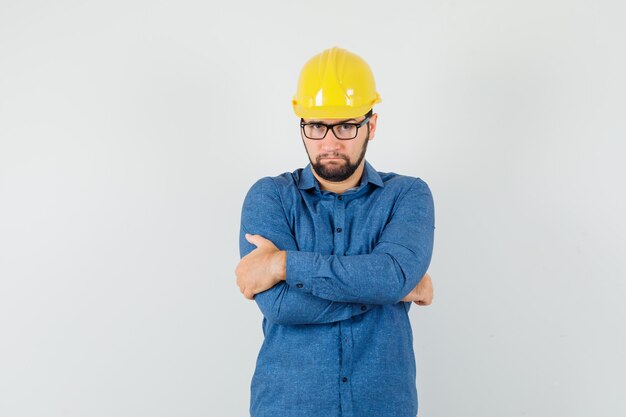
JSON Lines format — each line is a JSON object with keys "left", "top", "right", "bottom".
{"left": 384, "top": 253, "right": 425, "bottom": 304}
{"left": 262, "top": 309, "right": 294, "bottom": 325}
{"left": 254, "top": 290, "right": 299, "bottom": 326}
{"left": 261, "top": 309, "right": 304, "bottom": 326}
{"left": 373, "top": 281, "right": 411, "bottom": 305}
{"left": 255, "top": 299, "right": 285, "bottom": 325}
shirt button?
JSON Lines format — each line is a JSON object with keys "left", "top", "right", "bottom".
{"left": 336, "top": 227, "right": 342, "bottom": 233}
{"left": 338, "top": 195, "right": 343, "bottom": 200}
{"left": 296, "top": 283, "right": 303, "bottom": 288}
{"left": 342, "top": 377, "right": 348, "bottom": 382}
{"left": 360, "top": 305, "right": 367, "bottom": 311}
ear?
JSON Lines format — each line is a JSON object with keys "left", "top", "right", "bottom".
{"left": 368, "top": 113, "right": 378, "bottom": 140}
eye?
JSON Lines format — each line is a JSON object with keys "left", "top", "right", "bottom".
{"left": 310, "top": 123, "right": 324, "bottom": 129}
{"left": 339, "top": 124, "right": 353, "bottom": 130}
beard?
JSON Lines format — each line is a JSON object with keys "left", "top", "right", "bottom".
{"left": 304, "top": 127, "right": 370, "bottom": 182}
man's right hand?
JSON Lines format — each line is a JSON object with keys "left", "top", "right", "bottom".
{"left": 400, "top": 273, "right": 433, "bottom": 305}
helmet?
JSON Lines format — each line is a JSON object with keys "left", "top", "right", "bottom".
{"left": 292, "top": 46, "right": 382, "bottom": 119}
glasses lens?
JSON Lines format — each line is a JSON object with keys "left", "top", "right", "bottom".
{"left": 303, "top": 123, "right": 327, "bottom": 139}
{"left": 333, "top": 123, "right": 358, "bottom": 139}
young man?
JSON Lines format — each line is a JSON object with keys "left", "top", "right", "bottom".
{"left": 236, "top": 46, "right": 435, "bottom": 417}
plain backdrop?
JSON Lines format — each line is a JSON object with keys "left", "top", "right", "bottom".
{"left": 1, "top": 1, "right": 625, "bottom": 416}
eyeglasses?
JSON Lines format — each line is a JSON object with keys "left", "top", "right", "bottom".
{"left": 300, "top": 115, "right": 371, "bottom": 140}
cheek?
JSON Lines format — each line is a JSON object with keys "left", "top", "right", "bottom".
{"left": 304, "top": 142, "right": 320, "bottom": 156}
{"left": 349, "top": 141, "right": 364, "bottom": 153}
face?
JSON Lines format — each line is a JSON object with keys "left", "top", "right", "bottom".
{"left": 301, "top": 112, "right": 377, "bottom": 182}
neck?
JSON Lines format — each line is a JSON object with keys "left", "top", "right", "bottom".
{"left": 312, "top": 161, "right": 365, "bottom": 194}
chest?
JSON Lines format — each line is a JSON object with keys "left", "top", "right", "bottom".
{"left": 284, "top": 189, "right": 399, "bottom": 256}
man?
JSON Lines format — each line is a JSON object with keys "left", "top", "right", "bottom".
{"left": 235, "top": 46, "right": 435, "bottom": 417}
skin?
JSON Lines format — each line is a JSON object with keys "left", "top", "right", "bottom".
{"left": 235, "top": 111, "right": 434, "bottom": 306}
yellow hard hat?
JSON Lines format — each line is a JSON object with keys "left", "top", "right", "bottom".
{"left": 292, "top": 46, "right": 382, "bottom": 119}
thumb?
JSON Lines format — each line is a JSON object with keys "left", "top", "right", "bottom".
{"left": 245, "top": 233, "right": 267, "bottom": 247}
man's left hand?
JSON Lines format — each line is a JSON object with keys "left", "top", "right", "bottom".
{"left": 400, "top": 273, "right": 434, "bottom": 305}
{"left": 235, "top": 233, "right": 286, "bottom": 300}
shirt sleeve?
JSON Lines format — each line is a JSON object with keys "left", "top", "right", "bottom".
{"left": 239, "top": 176, "right": 375, "bottom": 325}
{"left": 285, "top": 177, "right": 435, "bottom": 305}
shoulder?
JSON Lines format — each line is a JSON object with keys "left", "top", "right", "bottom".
{"left": 378, "top": 170, "right": 432, "bottom": 196}
{"left": 377, "top": 172, "right": 434, "bottom": 224}
{"left": 244, "top": 168, "right": 302, "bottom": 198}
{"left": 246, "top": 176, "right": 278, "bottom": 195}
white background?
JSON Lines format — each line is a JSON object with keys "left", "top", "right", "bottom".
{"left": 1, "top": 1, "right": 625, "bottom": 416}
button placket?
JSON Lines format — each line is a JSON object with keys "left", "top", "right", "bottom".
{"left": 333, "top": 195, "right": 346, "bottom": 255}
{"left": 336, "top": 193, "right": 353, "bottom": 417}
{"left": 338, "top": 320, "right": 355, "bottom": 417}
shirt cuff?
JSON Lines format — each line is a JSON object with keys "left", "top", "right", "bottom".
{"left": 285, "top": 250, "right": 317, "bottom": 292}
{"left": 285, "top": 250, "right": 372, "bottom": 314}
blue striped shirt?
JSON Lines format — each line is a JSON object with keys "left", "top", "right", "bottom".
{"left": 239, "top": 159, "right": 435, "bottom": 417}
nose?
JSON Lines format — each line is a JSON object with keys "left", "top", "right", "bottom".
{"left": 320, "top": 135, "right": 343, "bottom": 154}
{"left": 321, "top": 128, "right": 343, "bottom": 146}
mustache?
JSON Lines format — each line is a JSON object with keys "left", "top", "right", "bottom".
{"left": 318, "top": 154, "right": 347, "bottom": 160}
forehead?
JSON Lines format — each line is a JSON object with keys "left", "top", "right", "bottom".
{"left": 302, "top": 116, "right": 359, "bottom": 123}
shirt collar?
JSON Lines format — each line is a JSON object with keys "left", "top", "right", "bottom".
{"left": 297, "top": 159, "right": 384, "bottom": 191}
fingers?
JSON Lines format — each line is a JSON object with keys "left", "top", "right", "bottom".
{"left": 245, "top": 233, "right": 279, "bottom": 251}
{"left": 410, "top": 271, "right": 434, "bottom": 306}
{"left": 235, "top": 257, "right": 256, "bottom": 300}
{"left": 245, "top": 233, "right": 266, "bottom": 247}
{"left": 238, "top": 284, "right": 255, "bottom": 300}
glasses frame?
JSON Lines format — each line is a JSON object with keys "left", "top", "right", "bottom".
{"left": 300, "top": 114, "right": 372, "bottom": 140}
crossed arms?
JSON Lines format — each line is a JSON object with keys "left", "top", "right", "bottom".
{"left": 236, "top": 176, "right": 435, "bottom": 325}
